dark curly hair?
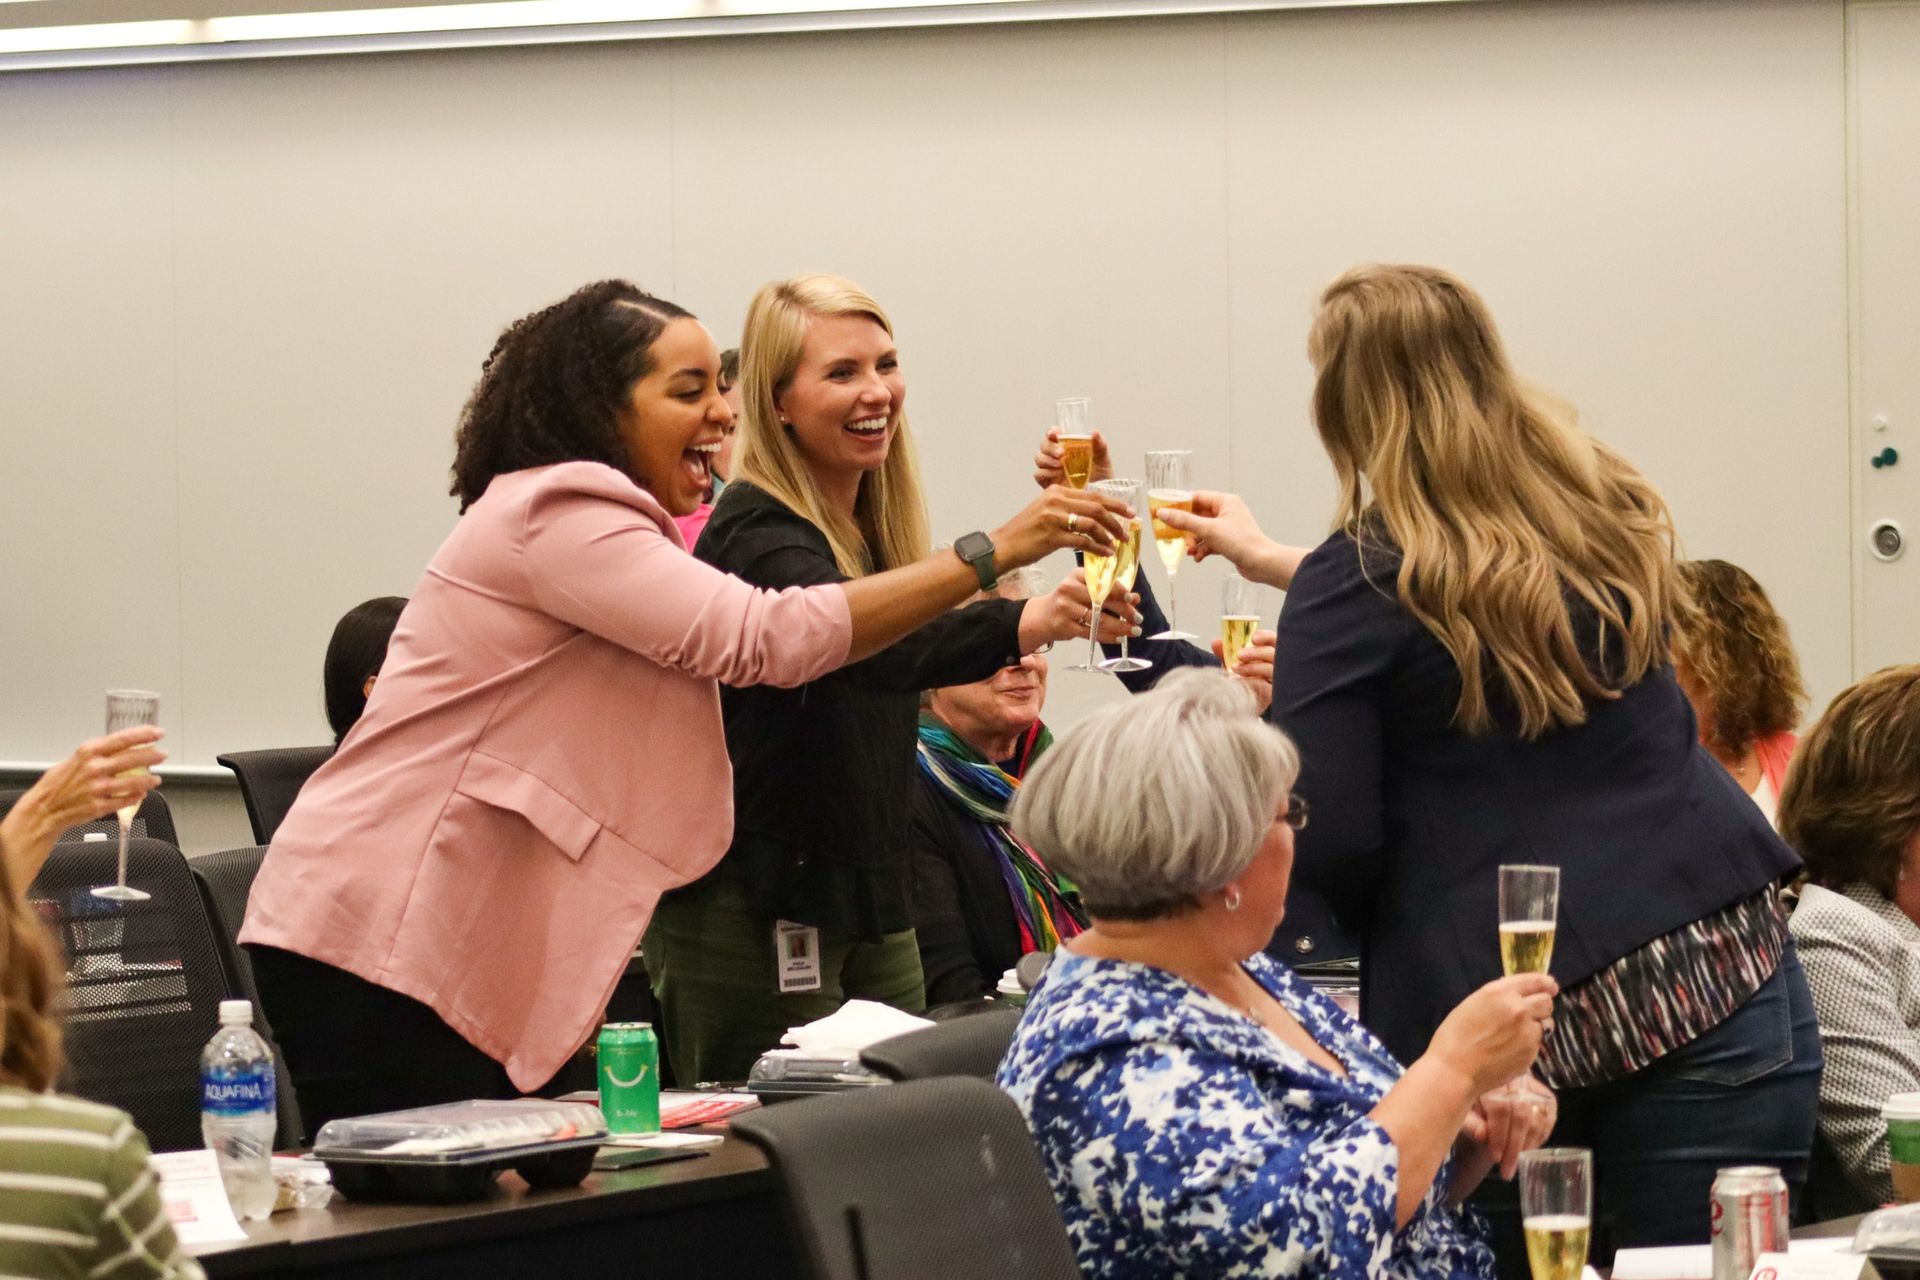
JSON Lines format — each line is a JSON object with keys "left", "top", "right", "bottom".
{"left": 1779, "top": 664, "right": 1920, "bottom": 898}
{"left": 450, "top": 280, "right": 693, "bottom": 512}
{"left": 1672, "top": 559, "right": 1806, "bottom": 757}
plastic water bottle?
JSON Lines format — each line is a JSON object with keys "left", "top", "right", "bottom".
{"left": 200, "top": 1000, "right": 277, "bottom": 1221}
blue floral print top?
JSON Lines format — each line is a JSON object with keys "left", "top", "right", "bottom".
{"left": 997, "top": 950, "right": 1495, "bottom": 1280}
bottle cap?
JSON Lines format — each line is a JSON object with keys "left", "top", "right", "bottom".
{"left": 218, "top": 999, "right": 253, "bottom": 1024}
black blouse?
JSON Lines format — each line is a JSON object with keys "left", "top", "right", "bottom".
{"left": 682, "top": 480, "right": 1025, "bottom": 939}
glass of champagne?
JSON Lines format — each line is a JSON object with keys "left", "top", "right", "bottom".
{"left": 1093, "top": 479, "right": 1151, "bottom": 674}
{"left": 1071, "top": 478, "right": 1132, "bottom": 672}
{"left": 1497, "top": 862, "right": 1559, "bottom": 1098}
{"left": 92, "top": 690, "right": 159, "bottom": 902}
{"left": 1056, "top": 398, "right": 1094, "bottom": 490}
{"left": 1519, "top": 1148, "right": 1591, "bottom": 1280}
{"left": 1145, "top": 450, "right": 1198, "bottom": 641}
{"left": 1221, "top": 569, "right": 1260, "bottom": 673}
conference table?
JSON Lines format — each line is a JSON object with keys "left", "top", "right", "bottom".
{"left": 186, "top": 1130, "right": 797, "bottom": 1279}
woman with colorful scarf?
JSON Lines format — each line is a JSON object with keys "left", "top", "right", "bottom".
{"left": 909, "top": 569, "right": 1275, "bottom": 1005}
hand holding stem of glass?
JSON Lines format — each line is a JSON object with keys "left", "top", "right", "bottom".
{"left": 1055, "top": 398, "right": 1094, "bottom": 489}
{"left": 1519, "top": 1149, "right": 1591, "bottom": 1280}
{"left": 1091, "top": 479, "right": 1150, "bottom": 674}
{"left": 1145, "top": 450, "right": 1198, "bottom": 641}
{"left": 1221, "top": 570, "right": 1260, "bottom": 672}
{"left": 94, "top": 690, "right": 160, "bottom": 902}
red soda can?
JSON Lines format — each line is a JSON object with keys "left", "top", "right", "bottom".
{"left": 1709, "top": 1166, "right": 1789, "bottom": 1280}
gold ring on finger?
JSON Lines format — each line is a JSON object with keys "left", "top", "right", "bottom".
{"left": 1065, "top": 512, "right": 1079, "bottom": 533}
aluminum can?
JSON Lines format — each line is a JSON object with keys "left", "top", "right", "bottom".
{"left": 1710, "top": 1166, "right": 1789, "bottom": 1280}
{"left": 596, "top": 1022, "right": 660, "bottom": 1135}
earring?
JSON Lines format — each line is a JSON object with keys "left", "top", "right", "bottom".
{"left": 1222, "top": 886, "right": 1242, "bottom": 912}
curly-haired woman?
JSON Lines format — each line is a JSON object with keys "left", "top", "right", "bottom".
{"left": 240, "top": 280, "right": 1130, "bottom": 1131}
{"left": 1673, "top": 559, "right": 1807, "bottom": 825}
{"left": 1783, "top": 665, "right": 1920, "bottom": 1212}
{"left": 1161, "top": 265, "right": 1818, "bottom": 1260}
{"left": 647, "top": 273, "right": 1142, "bottom": 1082}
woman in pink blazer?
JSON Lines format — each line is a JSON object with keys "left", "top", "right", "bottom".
{"left": 239, "top": 281, "right": 1129, "bottom": 1132}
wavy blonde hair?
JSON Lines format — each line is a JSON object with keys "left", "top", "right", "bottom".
{"left": 1309, "top": 264, "right": 1686, "bottom": 738}
{"left": 734, "top": 274, "right": 931, "bottom": 577}
{"left": 0, "top": 852, "right": 64, "bottom": 1092}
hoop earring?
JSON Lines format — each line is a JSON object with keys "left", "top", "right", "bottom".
{"left": 1222, "top": 886, "right": 1242, "bottom": 912}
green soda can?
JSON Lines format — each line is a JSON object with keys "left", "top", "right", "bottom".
{"left": 596, "top": 1022, "right": 660, "bottom": 1135}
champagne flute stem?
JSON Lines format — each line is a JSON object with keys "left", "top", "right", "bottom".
{"left": 116, "top": 815, "right": 130, "bottom": 890}
{"left": 1169, "top": 574, "right": 1179, "bottom": 640}
{"left": 1086, "top": 604, "right": 1100, "bottom": 669}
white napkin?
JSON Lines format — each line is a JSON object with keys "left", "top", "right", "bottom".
{"left": 780, "top": 999, "right": 935, "bottom": 1055}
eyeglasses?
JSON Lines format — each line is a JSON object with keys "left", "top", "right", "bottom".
{"left": 1002, "top": 644, "right": 1051, "bottom": 669}
{"left": 1280, "top": 794, "right": 1309, "bottom": 831}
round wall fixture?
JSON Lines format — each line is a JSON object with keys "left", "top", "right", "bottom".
{"left": 1869, "top": 519, "right": 1906, "bottom": 562}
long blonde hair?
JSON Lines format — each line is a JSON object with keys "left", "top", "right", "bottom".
{"left": 1309, "top": 264, "right": 1685, "bottom": 738}
{"left": 735, "top": 274, "right": 931, "bottom": 577}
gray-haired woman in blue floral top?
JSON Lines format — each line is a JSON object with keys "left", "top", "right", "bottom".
{"left": 998, "top": 671, "right": 1560, "bottom": 1279}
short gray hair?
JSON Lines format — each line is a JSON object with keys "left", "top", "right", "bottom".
{"left": 1011, "top": 668, "right": 1300, "bottom": 920}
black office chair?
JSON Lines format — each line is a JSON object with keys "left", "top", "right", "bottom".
{"left": 215, "top": 746, "right": 333, "bottom": 846}
{"left": 0, "top": 787, "right": 179, "bottom": 848}
{"left": 860, "top": 1006, "right": 1022, "bottom": 1082}
{"left": 28, "top": 837, "right": 229, "bottom": 1153}
{"left": 732, "top": 1076, "right": 1081, "bottom": 1280}
{"left": 188, "top": 845, "right": 304, "bottom": 1147}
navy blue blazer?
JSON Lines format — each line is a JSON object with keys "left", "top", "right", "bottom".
{"left": 1269, "top": 530, "right": 1801, "bottom": 1068}
{"left": 1106, "top": 573, "right": 1360, "bottom": 967}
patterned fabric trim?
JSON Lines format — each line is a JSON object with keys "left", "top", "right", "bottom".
{"left": 1537, "top": 886, "right": 1787, "bottom": 1090}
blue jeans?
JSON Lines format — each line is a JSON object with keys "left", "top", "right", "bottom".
{"left": 1480, "top": 945, "right": 1822, "bottom": 1273}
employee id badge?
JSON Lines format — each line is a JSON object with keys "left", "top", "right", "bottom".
{"left": 774, "top": 920, "right": 823, "bottom": 993}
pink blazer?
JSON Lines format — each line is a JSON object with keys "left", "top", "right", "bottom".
{"left": 240, "top": 463, "right": 852, "bottom": 1090}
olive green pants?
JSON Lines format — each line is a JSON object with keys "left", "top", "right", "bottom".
{"left": 643, "top": 879, "right": 925, "bottom": 1085}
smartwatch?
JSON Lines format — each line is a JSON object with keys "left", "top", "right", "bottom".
{"left": 953, "top": 531, "right": 998, "bottom": 592}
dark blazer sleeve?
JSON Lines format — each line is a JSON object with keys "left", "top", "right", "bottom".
{"left": 907, "top": 784, "right": 995, "bottom": 1006}
{"left": 1104, "top": 573, "right": 1221, "bottom": 694}
{"left": 1267, "top": 536, "right": 1406, "bottom": 932}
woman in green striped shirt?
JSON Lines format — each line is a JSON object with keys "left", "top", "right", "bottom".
{"left": 0, "top": 781, "right": 203, "bottom": 1280}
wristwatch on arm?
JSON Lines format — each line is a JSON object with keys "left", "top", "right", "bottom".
{"left": 952, "top": 531, "right": 997, "bottom": 592}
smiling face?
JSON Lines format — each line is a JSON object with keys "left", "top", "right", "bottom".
{"left": 928, "top": 649, "right": 1050, "bottom": 758}
{"left": 617, "top": 317, "right": 734, "bottom": 516}
{"left": 774, "top": 312, "right": 903, "bottom": 494}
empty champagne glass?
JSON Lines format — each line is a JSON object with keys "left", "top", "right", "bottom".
{"left": 1519, "top": 1148, "right": 1591, "bottom": 1280}
{"left": 92, "top": 690, "right": 159, "bottom": 902}
{"left": 1221, "top": 570, "right": 1260, "bottom": 673}
{"left": 1145, "top": 451, "right": 1198, "bottom": 641}
{"left": 1056, "top": 398, "right": 1095, "bottom": 489}
{"left": 1093, "top": 479, "right": 1151, "bottom": 674}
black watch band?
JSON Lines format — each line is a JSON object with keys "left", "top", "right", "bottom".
{"left": 953, "top": 531, "right": 998, "bottom": 592}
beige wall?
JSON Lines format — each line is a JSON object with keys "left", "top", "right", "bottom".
{"left": 0, "top": 0, "right": 1900, "bottom": 814}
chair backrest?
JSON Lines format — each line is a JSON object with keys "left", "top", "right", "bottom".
{"left": 27, "top": 838, "right": 231, "bottom": 1153}
{"left": 730, "top": 1076, "right": 1081, "bottom": 1280}
{"left": 0, "top": 787, "right": 179, "bottom": 848}
{"left": 860, "top": 1007, "right": 1023, "bottom": 1082}
{"left": 215, "top": 746, "right": 333, "bottom": 846}
{"left": 186, "top": 845, "right": 304, "bottom": 1148}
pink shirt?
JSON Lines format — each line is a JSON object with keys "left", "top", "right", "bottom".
{"left": 241, "top": 462, "right": 851, "bottom": 1089}
{"left": 673, "top": 502, "right": 714, "bottom": 550}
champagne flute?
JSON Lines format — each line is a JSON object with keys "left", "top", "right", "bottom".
{"left": 1093, "top": 479, "right": 1151, "bottom": 674}
{"left": 1056, "top": 398, "right": 1095, "bottom": 490}
{"left": 1519, "top": 1148, "right": 1591, "bottom": 1280}
{"left": 1497, "top": 863, "right": 1559, "bottom": 1098}
{"left": 1070, "top": 478, "right": 1131, "bottom": 672}
{"left": 1221, "top": 569, "right": 1260, "bottom": 672}
{"left": 92, "top": 690, "right": 159, "bottom": 902}
{"left": 1145, "top": 451, "right": 1198, "bottom": 641}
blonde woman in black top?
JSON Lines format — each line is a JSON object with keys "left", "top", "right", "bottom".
{"left": 646, "top": 274, "right": 1139, "bottom": 1083}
